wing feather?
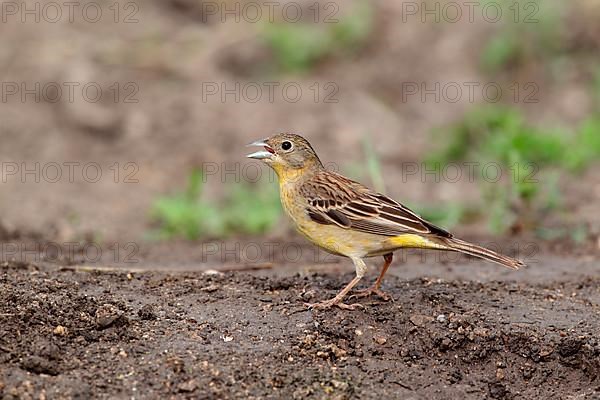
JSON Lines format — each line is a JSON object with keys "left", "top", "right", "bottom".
{"left": 300, "top": 171, "right": 451, "bottom": 238}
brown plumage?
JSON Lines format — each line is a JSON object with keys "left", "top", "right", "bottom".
{"left": 300, "top": 171, "right": 452, "bottom": 237}
{"left": 247, "top": 133, "right": 524, "bottom": 310}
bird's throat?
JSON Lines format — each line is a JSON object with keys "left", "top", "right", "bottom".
{"left": 272, "top": 162, "right": 321, "bottom": 185}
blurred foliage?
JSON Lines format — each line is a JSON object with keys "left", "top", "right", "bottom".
{"left": 150, "top": 170, "right": 215, "bottom": 240}
{"left": 348, "top": 136, "right": 465, "bottom": 231}
{"left": 150, "top": 169, "right": 280, "bottom": 240}
{"left": 262, "top": 0, "right": 373, "bottom": 73}
{"left": 429, "top": 106, "right": 600, "bottom": 171}
{"left": 225, "top": 182, "right": 281, "bottom": 235}
{"left": 428, "top": 106, "right": 600, "bottom": 235}
{"left": 481, "top": 0, "right": 565, "bottom": 72}
{"left": 262, "top": 24, "right": 330, "bottom": 73}
{"left": 562, "top": 117, "right": 600, "bottom": 171}
{"left": 537, "top": 223, "right": 589, "bottom": 244}
{"left": 475, "top": 0, "right": 600, "bottom": 238}
{"left": 361, "top": 136, "right": 386, "bottom": 193}
{"left": 413, "top": 203, "right": 468, "bottom": 231}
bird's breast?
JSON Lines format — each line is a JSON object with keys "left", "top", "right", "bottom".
{"left": 277, "top": 183, "right": 389, "bottom": 258}
{"left": 278, "top": 182, "right": 310, "bottom": 226}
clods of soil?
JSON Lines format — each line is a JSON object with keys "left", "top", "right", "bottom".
{"left": 1, "top": 261, "right": 599, "bottom": 399}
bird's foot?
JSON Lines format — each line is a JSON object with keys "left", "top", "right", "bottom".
{"left": 304, "top": 297, "right": 365, "bottom": 310}
{"left": 350, "top": 286, "right": 392, "bottom": 301}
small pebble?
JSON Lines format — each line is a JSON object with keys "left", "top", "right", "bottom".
{"left": 53, "top": 325, "right": 67, "bottom": 336}
{"left": 95, "top": 304, "right": 124, "bottom": 329}
{"left": 200, "top": 284, "right": 219, "bottom": 292}
{"left": 373, "top": 334, "right": 387, "bottom": 345}
{"left": 138, "top": 304, "right": 157, "bottom": 320}
{"left": 331, "top": 379, "right": 348, "bottom": 390}
{"left": 496, "top": 368, "right": 505, "bottom": 380}
{"left": 178, "top": 379, "right": 198, "bottom": 393}
{"left": 473, "top": 327, "right": 489, "bottom": 338}
{"left": 539, "top": 347, "right": 554, "bottom": 357}
{"left": 410, "top": 314, "right": 434, "bottom": 327}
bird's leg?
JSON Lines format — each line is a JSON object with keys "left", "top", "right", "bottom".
{"left": 305, "top": 257, "right": 367, "bottom": 310}
{"left": 351, "top": 253, "right": 393, "bottom": 301}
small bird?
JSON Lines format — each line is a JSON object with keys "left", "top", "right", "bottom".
{"left": 247, "top": 133, "right": 524, "bottom": 310}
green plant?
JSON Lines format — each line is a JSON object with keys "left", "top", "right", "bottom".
{"left": 330, "top": 0, "right": 373, "bottom": 52}
{"left": 427, "top": 107, "right": 566, "bottom": 166}
{"left": 481, "top": 0, "right": 565, "bottom": 72}
{"left": 150, "top": 169, "right": 280, "bottom": 240}
{"left": 361, "top": 136, "right": 385, "bottom": 193}
{"left": 262, "top": 23, "right": 331, "bottom": 73}
{"left": 150, "top": 170, "right": 223, "bottom": 240}
{"left": 536, "top": 223, "right": 589, "bottom": 243}
{"left": 428, "top": 106, "right": 600, "bottom": 235}
{"left": 261, "top": 0, "right": 373, "bottom": 73}
{"left": 562, "top": 117, "right": 600, "bottom": 172}
{"left": 223, "top": 182, "right": 281, "bottom": 235}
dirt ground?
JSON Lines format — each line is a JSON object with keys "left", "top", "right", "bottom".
{"left": 1, "top": 254, "right": 599, "bottom": 400}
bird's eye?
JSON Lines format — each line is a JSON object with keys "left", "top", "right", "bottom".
{"left": 281, "top": 141, "right": 293, "bottom": 151}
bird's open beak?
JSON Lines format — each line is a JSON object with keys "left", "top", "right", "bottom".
{"left": 246, "top": 139, "right": 275, "bottom": 160}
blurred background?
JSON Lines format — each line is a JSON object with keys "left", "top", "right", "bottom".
{"left": 1, "top": 0, "right": 599, "bottom": 268}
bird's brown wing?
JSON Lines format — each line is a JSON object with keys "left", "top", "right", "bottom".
{"left": 299, "top": 171, "right": 452, "bottom": 238}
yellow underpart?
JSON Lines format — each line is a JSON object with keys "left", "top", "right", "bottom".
{"left": 274, "top": 162, "right": 450, "bottom": 257}
{"left": 384, "top": 234, "right": 448, "bottom": 250}
{"left": 272, "top": 164, "right": 307, "bottom": 183}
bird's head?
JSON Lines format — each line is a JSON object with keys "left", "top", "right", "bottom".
{"left": 246, "top": 133, "right": 323, "bottom": 177}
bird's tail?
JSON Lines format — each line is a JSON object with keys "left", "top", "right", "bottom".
{"left": 440, "top": 237, "right": 525, "bottom": 270}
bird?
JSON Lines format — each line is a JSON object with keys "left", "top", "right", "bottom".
{"left": 246, "top": 133, "right": 524, "bottom": 310}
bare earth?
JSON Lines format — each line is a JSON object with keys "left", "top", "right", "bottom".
{"left": 1, "top": 255, "right": 599, "bottom": 400}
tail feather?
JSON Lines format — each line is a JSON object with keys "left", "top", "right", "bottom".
{"left": 441, "top": 237, "right": 525, "bottom": 270}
